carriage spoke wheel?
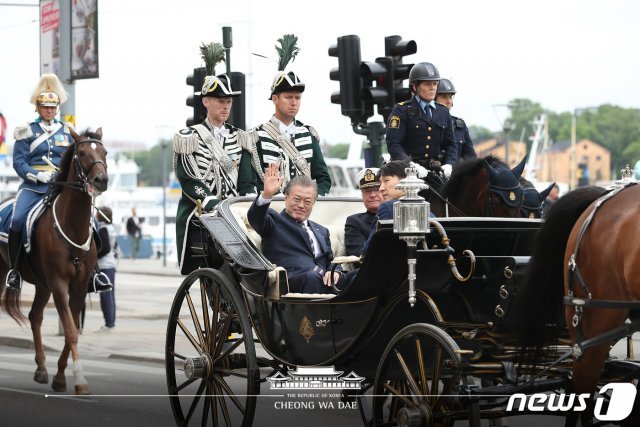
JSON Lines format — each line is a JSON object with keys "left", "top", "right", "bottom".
{"left": 372, "top": 323, "right": 462, "bottom": 427}
{"left": 166, "top": 268, "right": 258, "bottom": 426}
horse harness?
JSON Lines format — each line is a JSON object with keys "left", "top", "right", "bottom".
{"left": 564, "top": 181, "right": 640, "bottom": 358}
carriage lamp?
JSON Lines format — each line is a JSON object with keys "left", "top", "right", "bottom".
{"left": 393, "top": 165, "right": 430, "bottom": 308}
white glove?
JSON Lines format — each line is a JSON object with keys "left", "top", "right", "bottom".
{"left": 441, "top": 164, "right": 452, "bottom": 179}
{"left": 26, "top": 171, "right": 53, "bottom": 183}
{"left": 409, "top": 162, "right": 430, "bottom": 179}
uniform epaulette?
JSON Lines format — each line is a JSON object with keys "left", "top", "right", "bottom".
{"left": 397, "top": 101, "right": 407, "bottom": 106}
{"left": 173, "top": 128, "right": 199, "bottom": 154}
{"left": 13, "top": 123, "right": 33, "bottom": 140}
{"left": 237, "top": 129, "right": 259, "bottom": 151}
{"left": 306, "top": 125, "right": 320, "bottom": 142}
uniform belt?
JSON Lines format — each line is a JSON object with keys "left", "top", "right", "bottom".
{"left": 411, "top": 158, "right": 441, "bottom": 170}
{"left": 32, "top": 165, "right": 57, "bottom": 171}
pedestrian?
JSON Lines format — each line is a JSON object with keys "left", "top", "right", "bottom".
{"left": 3, "top": 74, "right": 73, "bottom": 291}
{"left": 95, "top": 206, "right": 117, "bottom": 332}
{"left": 435, "top": 78, "right": 477, "bottom": 163}
{"left": 126, "top": 207, "right": 142, "bottom": 260}
{"left": 385, "top": 62, "right": 457, "bottom": 202}
{"left": 243, "top": 34, "right": 331, "bottom": 196}
{"left": 173, "top": 42, "right": 255, "bottom": 275}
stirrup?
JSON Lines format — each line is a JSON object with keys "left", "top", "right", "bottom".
{"left": 91, "top": 272, "right": 112, "bottom": 293}
{"left": 5, "top": 269, "right": 22, "bottom": 291}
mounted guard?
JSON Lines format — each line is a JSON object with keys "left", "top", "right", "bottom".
{"left": 1, "top": 75, "right": 71, "bottom": 291}
{"left": 173, "top": 42, "right": 254, "bottom": 275}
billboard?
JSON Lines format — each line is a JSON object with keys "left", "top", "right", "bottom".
{"left": 40, "top": 0, "right": 60, "bottom": 75}
{"left": 71, "top": 0, "right": 99, "bottom": 79}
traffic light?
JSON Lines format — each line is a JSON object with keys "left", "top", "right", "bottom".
{"left": 329, "top": 35, "right": 371, "bottom": 126}
{"left": 359, "top": 57, "right": 394, "bottom": 121}
{"left": 229, "top": 71, "right": 246, "bottom": 130}
{"left": 384, "top": 35, "right": 417, "bottom": 103}
{"left": 186, "top": 67, "right": 206, "bottom": 127}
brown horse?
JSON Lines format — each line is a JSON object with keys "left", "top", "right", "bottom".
{"left": 430, "top": 155, "right": 527, "bottom": 217}
{"left": 0, "top": 129, "right": 108, "bottom": 395}
{"left": 515, "top": 183, "right": 640, "bottom": 425}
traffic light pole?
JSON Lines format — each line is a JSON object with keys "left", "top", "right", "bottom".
{"left": 352, "top": 122, "right": 386, "bottom": 168}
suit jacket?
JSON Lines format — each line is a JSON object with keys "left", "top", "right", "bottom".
{"left": 362, "top": 200, "right": 395, "bottom": 256}
{"left": 344, "top": 210, "right": 376, "bottom": 257}
{"left": 247, "top": 197, "right": 336, "bottom": 277}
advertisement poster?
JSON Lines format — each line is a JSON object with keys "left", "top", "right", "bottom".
{"left": 39, "top": 0, "right": 60, "bottom": 75}
{"left": 71, "top": 0, "right": 99, "bottom": 79}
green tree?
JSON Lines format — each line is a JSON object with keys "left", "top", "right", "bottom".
{"left": 506, "top": 98, "right": 545, "bottom": 150}
{"left": 467, "top": 125, "right": 495, "bottom": 142}
{"left": 127, "top": 139, "right": 173, "bottom": 186}
{"left": 326, "top": 143, "right": 350, "bottom": 159}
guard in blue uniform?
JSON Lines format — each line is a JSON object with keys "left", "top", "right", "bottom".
{"left": 4, "top": 74, "right": 73, "bottom": 290}
{"left": 436, "top": 78, "right": 477, "bottom": 163}
{"left": 3, "top": 75, "right": 111, "bottom": 292}
{"left": 385, "top": 62, "right": 457, "bottom": 201}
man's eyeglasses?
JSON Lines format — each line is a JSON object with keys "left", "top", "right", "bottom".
{"left": 290, "top": 196, "right": 314, "bottom": 207}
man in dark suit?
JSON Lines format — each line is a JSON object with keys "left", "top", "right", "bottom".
{"left": 248, "top": 163, "right": 352, "bottom": 293}
{"left": 344, "top": 167, "right": 382, "bottom": 257}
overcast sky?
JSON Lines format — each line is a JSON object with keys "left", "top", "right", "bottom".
{"left": 1, "top": 0, "right": 639, "bottom": 149}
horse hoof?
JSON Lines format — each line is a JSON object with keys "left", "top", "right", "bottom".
{"left": 51, "top": 375, "right": 66, "bottom": 392}
{"left": 33, "top": 369, "right": 49, "bottom": 384}
{"left": 74, "top": 384, "right": 91, "bottom": 395}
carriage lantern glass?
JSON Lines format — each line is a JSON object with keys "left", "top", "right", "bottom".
{"left": 393, "top": 165, "right": 430, "bottom": 307}
{"left": 393, "top": 166, "right": 430, "bottom": 235}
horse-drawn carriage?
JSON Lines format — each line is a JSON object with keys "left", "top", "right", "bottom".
{"left": 164, "top": 167, "right": 640, "bottom": 426}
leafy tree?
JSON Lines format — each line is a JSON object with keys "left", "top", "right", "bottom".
{"left": 127, "top": 139, "right": 173, "bottom": 186}
{"left": 326, "top": 143, "right": 350, "bottom": 159}
{"left": 468, "top": 125, "right": 496, "bottom": 142}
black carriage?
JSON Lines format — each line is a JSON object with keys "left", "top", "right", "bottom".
{"left": 165, "top": 190, "right": 639, "bottom": 426}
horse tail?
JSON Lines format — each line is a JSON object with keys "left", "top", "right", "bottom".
{"left": 513, "top": 186, "right": 607, "bottom": 365}
{"left": 2, "top": 288, "right": 27, "bottom": 325}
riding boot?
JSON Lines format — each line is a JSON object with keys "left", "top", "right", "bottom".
{"left": 5, "top": 230, "right": 23, "bottom": 291}
{"left": 88, "top": 266, "right": 112, "bottom": 293}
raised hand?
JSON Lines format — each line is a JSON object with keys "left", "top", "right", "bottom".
{"left": 262, "top": 162, "right": 284, "bottom": 199}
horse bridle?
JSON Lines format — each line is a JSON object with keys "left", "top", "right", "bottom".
{"left": 73, "top": 139, "right": 107, "bottom": 193}
{"left": 54, "top": 138, "right": 107, "bottom": 193}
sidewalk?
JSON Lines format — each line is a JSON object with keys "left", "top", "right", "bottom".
{"left": 0, "top": 257, "right": 183, "bottom": 365}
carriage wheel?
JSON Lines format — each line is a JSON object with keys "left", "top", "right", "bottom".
{"left": 166, "top": 268, "right": 258, "bottom": 426}
{"left": 372, "top": 323, "right": 462, "bottom": 427}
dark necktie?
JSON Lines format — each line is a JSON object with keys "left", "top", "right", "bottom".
{"left": 301, "top": 221, "right": 317, "bottom": 255}
{"left": 425, "top": 104, "right": 433, "bottom": 121}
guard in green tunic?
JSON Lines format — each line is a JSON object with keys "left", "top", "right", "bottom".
{"left": 242, "top": 34, "right": 331, "bottom": 196}
{"left": 173, "top": 42, "right": 254, "bottom": 274}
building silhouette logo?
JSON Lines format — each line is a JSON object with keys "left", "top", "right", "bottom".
{"left": 267, "top": 366, "right": 364, "bottom": 390}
